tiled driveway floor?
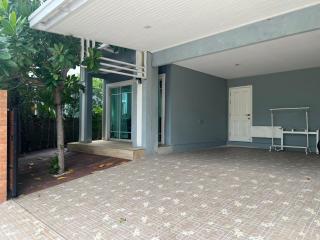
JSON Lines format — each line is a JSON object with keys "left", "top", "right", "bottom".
{"left": 1, "top": 147, "right": 320, "bottom": 240}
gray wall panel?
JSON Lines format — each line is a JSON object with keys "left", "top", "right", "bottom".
{"left": 228, "top": 67, "right": 320, "bottom": 150}
{"left": 161, "top": 65, "right": 228, "bottom": 148}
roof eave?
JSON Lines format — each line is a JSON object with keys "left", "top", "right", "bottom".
{"left": 29, "top": 0, "right": 88, "bottom": 31}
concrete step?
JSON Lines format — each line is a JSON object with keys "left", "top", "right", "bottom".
{"left": 67, "top": 140, "right": 144, "bottom": 160}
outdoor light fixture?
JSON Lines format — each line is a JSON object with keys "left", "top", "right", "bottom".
{"left": 136, "top": 78, "right": 142, "bottom": 84}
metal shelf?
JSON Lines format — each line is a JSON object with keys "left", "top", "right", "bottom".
{"left": 282, "top": 130, "right": 318, "bottom": 135}
{"left": 269, "top": 107, "right": 319, "bottom": 155}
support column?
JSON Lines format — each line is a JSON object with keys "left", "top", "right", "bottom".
{"left": 132, "top": 81, "right": 143, "bottom": 147}
{"left": 141, "top": 52, "right": 159, "bottom": 154}
{"left": 102, "top": 79, "right": 108, "bottom": 140}
{"left": 132, "top": 51, "right": 144, "bottom": 148}
{"left": 79, "top": 67, "right": 93, "bottom": 143}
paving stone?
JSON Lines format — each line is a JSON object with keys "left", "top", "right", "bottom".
{"left": 0, "top": 148, "right": 320, "bottom": 239}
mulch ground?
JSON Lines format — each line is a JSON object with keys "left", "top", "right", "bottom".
{"left": 18, "top": 150, "right": 130, "bottom": 196}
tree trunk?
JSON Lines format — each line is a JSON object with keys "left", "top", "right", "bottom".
{"left": 47, "top": 118, "right": 51, "bottom": 148}
{"left": 72, "top": 117, "right": 75, "bottom": 141}
{"left": 54, "top": 87, "right": 65, "bottom": 174}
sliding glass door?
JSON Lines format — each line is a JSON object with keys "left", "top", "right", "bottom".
{"left": 110, "top": 85, "right": 132, "bottom": 141}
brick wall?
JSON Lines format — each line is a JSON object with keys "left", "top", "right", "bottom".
{"left": 0, "top": 90, "right": 7, "bottom": 203}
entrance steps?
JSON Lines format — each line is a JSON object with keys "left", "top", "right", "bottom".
{"left": 67, "top": 140, "right": 144, "bottom": 160}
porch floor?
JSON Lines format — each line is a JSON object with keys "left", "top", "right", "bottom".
{"left": 68, "top": 140, "right": 145, "bottom": 160}
{"left": 1, "top": 148, "right": 320, "bottom": 239}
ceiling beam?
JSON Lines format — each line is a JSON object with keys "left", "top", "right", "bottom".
{"left": 152, "top": 4, "right": 320, "bottom": 67}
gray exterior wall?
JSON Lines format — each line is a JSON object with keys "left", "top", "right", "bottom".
{"left": 92, "top": 48, "right": 136, "bottom": 83}
{"left": 228, "top": 67, "right": 320, "bottom": 150}
{"left": 160, "top": 65, "right": 228, "bottom": 151}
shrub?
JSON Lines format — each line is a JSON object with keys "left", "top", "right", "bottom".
{"left": 49, "top": 155, "right": 60, "bottom": 175}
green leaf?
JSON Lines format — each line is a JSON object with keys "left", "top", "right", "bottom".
{"left": 7, "top": 60, "right": 17, "bottom": 68}
{"left": 0, "top": 51, "right": 11, "bottom": 60}
{"left": 53, "top": 74, "right": 59, "bottom": 80}
{"left": 1, "top": 0, "right": 8, "bottom": 11}
{"left": 82, "top": 47, "right": 102, "bottom": 72}
{"left": 9, "top": 11, "right": 17, "bottom": 28}
{"left": 59, "top": 55, "right": 64, "bottom": 62}
{"left": 2, "top": 19, "right": 15, "bottom": 35}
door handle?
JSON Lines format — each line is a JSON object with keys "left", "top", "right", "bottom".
{"left": 246, "top": 114, "right": 251, "bottom": 116}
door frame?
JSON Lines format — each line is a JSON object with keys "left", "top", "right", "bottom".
{"left": 228, "top": 85, "right": 253, "bottom": 142}
{"left": 106, "top": 80, "right": 134, "bottom": 142}
{"left": 159, "top": 74, "right": 166, "bottom": 145}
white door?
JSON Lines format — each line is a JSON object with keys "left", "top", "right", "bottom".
{"left": 229, "top": 86, "right": 252, "bottom": 142}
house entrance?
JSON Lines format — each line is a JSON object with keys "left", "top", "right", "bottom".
{"left": 110, "top": 85, "right": 132, "bottom": 141}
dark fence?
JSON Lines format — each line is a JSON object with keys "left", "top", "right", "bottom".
{"left": 7, "top": 109, "right": 18, "bottom": 198}
{"left": 20, "top": 116, "right": 102, "bottom": 153}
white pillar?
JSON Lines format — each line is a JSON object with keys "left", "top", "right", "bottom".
{"left": 102, "top": 79, "right": 108, "bottom": 140}
{"left": 141, "top": 52, "right": 159, "bottom": 154}
{"left": 132, "top": 51, "right": 145, "bottom": 148}
{"left": 132, "top": 81, "right": 143, "bottom": 148}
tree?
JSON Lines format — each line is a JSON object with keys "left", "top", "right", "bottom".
{"left": 0, "top": 1, "right": 12, "bottom": 75}
{"left": 0, "top": 0, "right": 27, "bottom": 88}
{"left": 39, "top": 42, "right": 80, "bottom": 174}
{"left": 26, "top": 31, "right": 80, "bottom": 174}
{"left": 0, "top": 0, "right": 81, "bottom": 174}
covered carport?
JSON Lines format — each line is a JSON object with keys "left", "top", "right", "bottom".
{"left": 0, "top": 1, "right": 319, "bottom": 239}
{"left": 168, "top": 29, "right": 320, "bottom": 153}
{"left": 29, "top": 0, "right": 320, "bottom": 154}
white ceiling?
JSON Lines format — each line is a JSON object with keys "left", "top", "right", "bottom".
{"left": 45, "top": 0, "right": 320, "bottom": 52}
{"left": 175, "top": 30, "right": 320, "bottom": 79}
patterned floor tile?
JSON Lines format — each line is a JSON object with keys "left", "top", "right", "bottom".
{"left": 0, "top": 148, "right": 320, "bottom": 239}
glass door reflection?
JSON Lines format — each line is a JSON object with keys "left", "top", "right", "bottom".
{"left": 110, "top": 85, "right": 132, "bottom": 140}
